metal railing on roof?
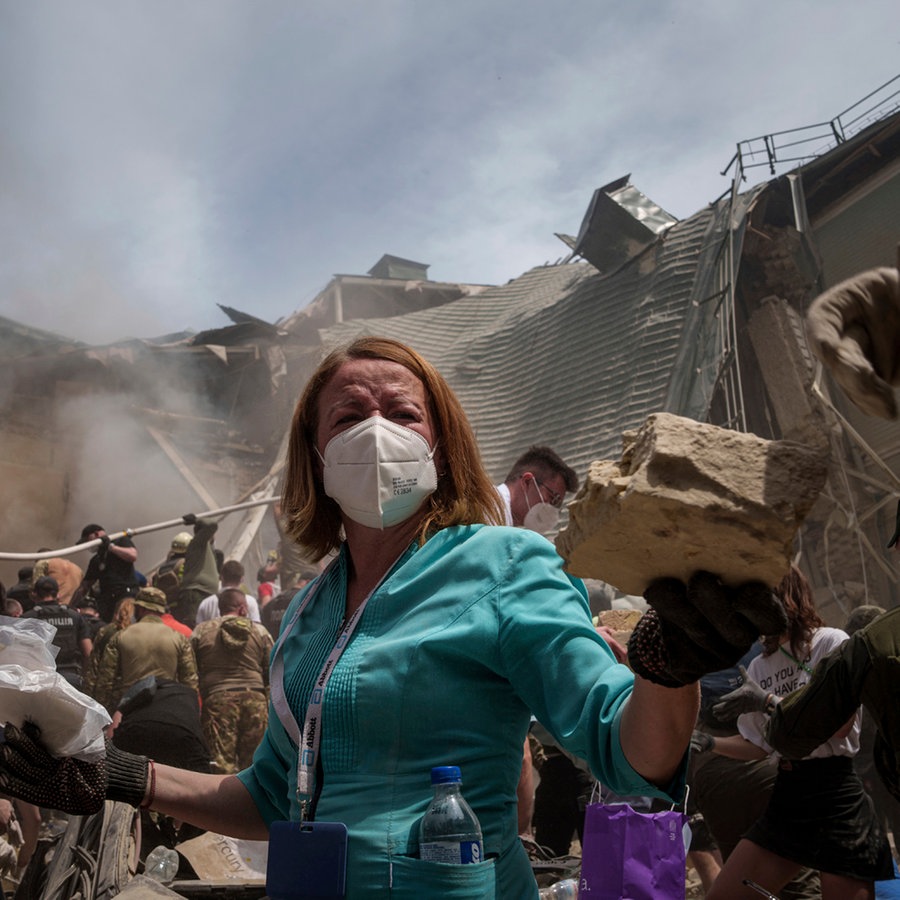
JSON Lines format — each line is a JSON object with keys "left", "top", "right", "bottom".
{"left": 722, "top": 74, "right": 900, "bottom": 180}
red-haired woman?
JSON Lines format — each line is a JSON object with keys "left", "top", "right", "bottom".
{"left": 702, "top": 566, "right": 893, "bottom": 900}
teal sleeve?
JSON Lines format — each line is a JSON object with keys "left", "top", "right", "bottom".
{"left": 494, "top": 531, "right": 687, "bottom": 803}
{"left": 236, "top": 719, "right": 294, "bottom": 826}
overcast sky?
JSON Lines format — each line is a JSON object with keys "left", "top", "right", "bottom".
{"left": 1, "top": 2, "right": 897, "bottom": 344}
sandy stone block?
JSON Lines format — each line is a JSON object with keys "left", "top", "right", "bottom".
{"left": 556, "top": 413, "right": 828, "bottom": 596}
{"left": 595, "top": 608, "right": 643, "bottom": 645}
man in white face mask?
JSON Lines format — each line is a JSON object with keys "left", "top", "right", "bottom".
{"left": 495, "top": 445, "right": 578, "bottom": 536}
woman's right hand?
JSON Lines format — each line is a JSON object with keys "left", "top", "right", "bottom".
{"left": 627, "top": 571, "right": 786, "bottom": 688}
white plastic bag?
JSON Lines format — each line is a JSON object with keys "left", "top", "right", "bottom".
{"left": 0, "top": 616, "right": 60, "bottom": 668}
{"left": 0, "top": 615, "right": 111, "bottom": 761}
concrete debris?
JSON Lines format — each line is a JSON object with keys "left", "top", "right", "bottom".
{"left": 596, "top": 608, "right": 643, "bottom": 645}
{"left": 556, "top": 412, "right": 828, "bottom": 596}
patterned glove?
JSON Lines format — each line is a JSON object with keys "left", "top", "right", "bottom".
{"left": 711, "top": 665, "right": 770, "bottom": 720}
{"left": 0, "top": 722, "right": 149, "bottom": 815}
{"left": 627, "top": 571, "right": 787, "bottom": 688}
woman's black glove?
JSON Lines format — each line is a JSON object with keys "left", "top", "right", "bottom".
{"left": 711, "top": 665, "right": 771, "bottom": 720}
{"left": 627, "top": 571, "right": 787, "bottom": 688}
{"left": 0, "top": 722, "right": 149, "bottom": 815}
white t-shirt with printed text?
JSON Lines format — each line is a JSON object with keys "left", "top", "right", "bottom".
{"left": 738, "top": 626, "right": 860, "bottom": 759}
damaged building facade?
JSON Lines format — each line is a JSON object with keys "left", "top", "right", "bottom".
{"left": 1, "top": 78, "right": 899, "bottom": 624}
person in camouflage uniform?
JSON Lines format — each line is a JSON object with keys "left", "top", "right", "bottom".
{"left": 91, "top": 586, "right": 198, "bottom": 715}
{"left": 191, "top": 587, "right": 274, "bottom": 774}
{"left": 170, "top": 515, "right": 221, "bottom": 628}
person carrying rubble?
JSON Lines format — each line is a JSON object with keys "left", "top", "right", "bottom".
{"left": 76, "top": 523, "right": 140, "bottom": 622}
{"left": 170, "top": 514, "right": 220, "bottom": 628}
{"left": 0, "top": 336, "right": 785, "bottom": 898}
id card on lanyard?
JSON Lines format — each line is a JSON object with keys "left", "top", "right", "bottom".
{"left": 266, "top": 820, "right": 348, "bottom": 900}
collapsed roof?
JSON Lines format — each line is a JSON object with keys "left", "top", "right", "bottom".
{"left": 1, "top": 77, "right": 898, "bottom": 619}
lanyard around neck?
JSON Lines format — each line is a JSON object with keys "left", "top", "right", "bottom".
{"left": 778, "top": 644, "right": 813, "bottom": 675}
{"left": 270, "top": 548, "right": 407, "bottom": 821}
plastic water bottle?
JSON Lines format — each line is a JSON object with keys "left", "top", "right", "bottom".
{"left": 553, "top": 878, "right": 579, "bottom": 898}
{"left": 538, "top": 879, "right": 579, "bottom": 899}
{"left": 144, "top": 845, "right": 179, "bottom": 882}
{"left": 419, "top": 765, "right": 484, "bottom": 864}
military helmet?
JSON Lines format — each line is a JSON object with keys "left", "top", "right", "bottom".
{"left": 171, "top": 531, "right": 192, "bottom": 553}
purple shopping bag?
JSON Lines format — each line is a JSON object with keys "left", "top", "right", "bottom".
{"left": 578, "top": 802, "right": 687, "bottom": 899}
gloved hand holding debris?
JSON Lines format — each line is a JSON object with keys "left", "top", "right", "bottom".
{"left": 627, "top": 571, "right": 787, "bottom": 688}
{"left": 806, "top": 257, "right": 900, "bottom": 420}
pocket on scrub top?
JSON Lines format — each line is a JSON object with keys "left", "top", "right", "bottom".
{"left": 387, "top": 854, "right": 496, "bottom": 898}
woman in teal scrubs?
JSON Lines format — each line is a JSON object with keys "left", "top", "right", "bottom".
{"left": 0, "top": 336, "right": 779, "bottom": 898}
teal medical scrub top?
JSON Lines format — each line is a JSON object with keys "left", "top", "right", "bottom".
{"left": 238, "top": 524, "right": 684, "bottom": 898}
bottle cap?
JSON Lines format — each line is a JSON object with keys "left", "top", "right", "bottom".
{"left": 430, "top": 765, "right": 462, "bottom": 785}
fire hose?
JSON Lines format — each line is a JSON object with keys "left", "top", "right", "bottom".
{"left": 0, "top": 496, "right": 279, "bottom": 561}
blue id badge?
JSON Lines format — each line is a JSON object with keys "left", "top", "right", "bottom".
{"left": 266, "top": 820, "right": 348, "bottom": 900}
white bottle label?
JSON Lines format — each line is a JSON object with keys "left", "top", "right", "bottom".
{"left": 420, "top": 839, "right": 483, "bottom": 864}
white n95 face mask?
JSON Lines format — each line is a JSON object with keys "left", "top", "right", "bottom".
{"left": 319, "top": 416, "right": 438, "bottom": 529}
{"left": 523, "top": 481, "right": 561, "bottom": 535}
{"left": 524, "top": 503, "right": 560, "bottom": 534}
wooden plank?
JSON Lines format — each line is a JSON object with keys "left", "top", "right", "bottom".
{"left": 146, "top": 426, "right": 219, "bottom": 510}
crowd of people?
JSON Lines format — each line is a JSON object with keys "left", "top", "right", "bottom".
{"left": 0, "top": 257, "right": 897, "bottom": 898}
{"left": 0, "top": 518, "right": 314, "bottom": 884}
